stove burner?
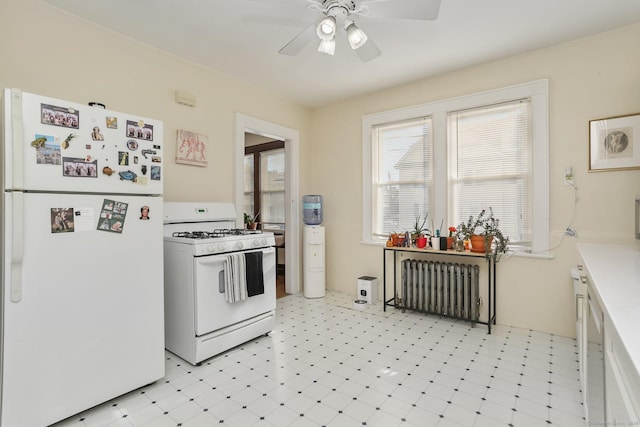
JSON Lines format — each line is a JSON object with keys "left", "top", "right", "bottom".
{"left": 172, "top": 231, "right": 223, "bottom": 239}
{"left": 213, "top": 228, "right": 263, "bottom": 236}
{"left": 171, "top": 229, "right": 263, "bottom": 239}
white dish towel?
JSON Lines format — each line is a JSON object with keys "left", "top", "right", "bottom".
{"left": 224, "top": 253, "right": 247, "bottom": 303}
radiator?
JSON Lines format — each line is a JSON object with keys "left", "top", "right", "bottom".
{"left": 400, "top": 260, "right": 481, "bottom": 324}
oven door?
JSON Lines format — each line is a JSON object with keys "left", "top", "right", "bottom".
{"left": 193, "top": 247, "right": 276, "bottom": 336}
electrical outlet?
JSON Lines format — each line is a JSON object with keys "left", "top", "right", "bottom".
{"left": 564, "top": 167, "right": 574, "bottom": 186}
{"left": 565, "top": 227, "right": 577, "bottom": 237}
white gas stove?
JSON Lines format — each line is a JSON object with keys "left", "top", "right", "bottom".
{"left": 162, "top": 202, "right": 277, "bottom": 365}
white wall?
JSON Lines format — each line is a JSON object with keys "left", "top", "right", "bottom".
{"left": 309, "top": 23, "right": 640, "bottom": 337}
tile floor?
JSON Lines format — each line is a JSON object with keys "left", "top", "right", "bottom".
{"left": 53, "top": 291, "right": 585, "bottom": 427}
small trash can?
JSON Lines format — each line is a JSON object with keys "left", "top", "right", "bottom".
{"left": 357, "top": 276, "right": 377, "bottom": 304}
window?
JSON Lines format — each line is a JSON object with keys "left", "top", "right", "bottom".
{"left": 244, "top": 154, "right": 255, "bottom": 216}
{"left": 260, "top": 148, "right": 285, "bottom": 230}
{"left": 448, "top": 100, "right": 531, "bottom": 245}
{"left": 362, "top": 80, "right": 549, "bottom": 254}
{"left": 372, "top": 117, "right": 432, "bottom": 241}
{"left": 244, "top": 141, "right": 285, "bottom": 230}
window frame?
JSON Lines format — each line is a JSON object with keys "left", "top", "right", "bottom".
{"left": 362, "top": 80, "right": 549, "bottom": 255}
{"left": 244, "top": 140, "right": 285, "bottom": 230}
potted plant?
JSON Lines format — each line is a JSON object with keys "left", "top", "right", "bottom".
{"left": 455, "top": 208, "right": 508, "bottom": 261}
{"left": 244, "top": 211, "right": 259, "bottom": 230}
{"left": 411, "top": 214, "right": 431, "bottom": 248}
{"left": 447, "top": 226, "right": 457, "bottom": 249}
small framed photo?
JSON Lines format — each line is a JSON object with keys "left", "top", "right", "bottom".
{"left": 106, "top": 116, "right": 118, "bottom": 129}
{"left": 62, "top": 157, "right": 98, "bottom": 177}
{"left": 589, "top": 112, "right": 640, "bottom": 172}
{"left": 41, "top": 103, "right": 79, "bottom": 129}
{"left": 126, "top": 120, "right": 153, "bottom": 141}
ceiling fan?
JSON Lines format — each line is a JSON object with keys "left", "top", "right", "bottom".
{"left": 278, "top": 0, "right": 441, "bottom": 62}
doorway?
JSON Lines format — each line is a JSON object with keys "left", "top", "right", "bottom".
{"left": 244, "top": 135, "right": 286, "bottom": 297}
{"left": 234, "top": 113, "right": 300, "bottom": 295}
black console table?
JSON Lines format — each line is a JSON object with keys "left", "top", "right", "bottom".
{"left": 383, "top": 246, "right": 497, "bottom": 334}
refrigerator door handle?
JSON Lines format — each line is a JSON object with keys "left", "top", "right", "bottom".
{"left": 10, "top": 192, "right": 24, "bottom": 302}
{"left": 11, "top": 88, "right": 25, "bottom": 189}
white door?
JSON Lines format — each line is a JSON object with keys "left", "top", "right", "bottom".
{"left": 1, "top": 191, "right": 164, "bottom": 427}
{"left": 193, "top": 247, "right": 276, "bottom": 336}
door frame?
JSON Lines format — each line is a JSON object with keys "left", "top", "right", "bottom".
{"left": 234, "top": 113, "right": 300, "bottom": 295}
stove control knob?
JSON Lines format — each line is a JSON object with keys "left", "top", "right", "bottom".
{"left": 207, "top": 244, "right": 215, "bottom": 253}
{"left": 260, "top": 239, "right": 268, "bottom": 247}
{"left": 233, "top": 241, "right": 244, "bottom": 251}
{"left": 217, "top": 243, "right": 226, "bottom": 252}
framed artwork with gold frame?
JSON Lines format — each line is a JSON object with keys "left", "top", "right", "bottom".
{"left": 589, "top": 112, "right": 640, "bottom": 172}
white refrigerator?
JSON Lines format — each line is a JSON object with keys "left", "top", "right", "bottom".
{"left": 0, "top": 89, "right": 165, "bottom": 427}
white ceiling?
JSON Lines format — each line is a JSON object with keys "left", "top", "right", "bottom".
{"left": 43, "top": 0, "right": 640, "bottom": 108}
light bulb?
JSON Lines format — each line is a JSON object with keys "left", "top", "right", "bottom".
{"left": 345, "top": 21, "right": 367, "bottom": 50}
{"left": 316, "top": 16, "right": 336, "bottom": 41}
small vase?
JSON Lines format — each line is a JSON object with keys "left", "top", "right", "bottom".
{"left": 447, "top": 237, "right": 454, "bottom": 249}
{"left": 416, "top": 236, "right": 427, "bottom": 248}
{"left": 431, "top": 236, "right": 440, "bottom": 250}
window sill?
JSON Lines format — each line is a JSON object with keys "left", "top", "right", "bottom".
{"left": 507, "top": 249, "right": 554, "bottom": 260}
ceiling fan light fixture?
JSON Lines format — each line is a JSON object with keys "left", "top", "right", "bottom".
{"left": 317, "top": 38, "right": 336, "bottom": 55}
{"left": 345, "top": 21, "right": 367, "bottom": 50}
{"left": 316, "top": 16, "right": 336, "bottom": 41}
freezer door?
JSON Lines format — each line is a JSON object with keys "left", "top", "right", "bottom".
{"left": 1, "top": 192, "right": 165, "bottom": 427}
{"left": 3, "top": 89, "right": 163, "bottom": 194}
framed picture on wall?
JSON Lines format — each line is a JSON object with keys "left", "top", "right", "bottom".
{"left": 176, "top": 129, "right": 208, "bottom": 167}
{"left": 589, "top": 112, "right": 640, "bottom": 172}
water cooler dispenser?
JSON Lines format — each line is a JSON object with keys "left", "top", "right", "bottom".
{"left": 303, "top": 195, "right": 325, "bottom": 298}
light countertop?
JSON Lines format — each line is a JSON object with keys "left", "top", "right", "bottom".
{"left": 577, "top": 242, "right": 640, "bottom": 378}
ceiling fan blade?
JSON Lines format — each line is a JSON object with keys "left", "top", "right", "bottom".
{"left": 243, "top": 14, "right": 309, "bottom": 28}
{"left": 279, "top": 24, "right": 316, "bottom": 56}
{"left": 355, "top": 37, "right": 381, "bottom": 62}
{"left": 361, "top": 0, "right": 441, "bottom": 20}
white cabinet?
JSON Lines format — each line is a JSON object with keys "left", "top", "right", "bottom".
{"left": 604, "top": 316, "right": 640, "bottom": 425}
{"left": 577, "top": 243, "right": 640, "bottom": 427}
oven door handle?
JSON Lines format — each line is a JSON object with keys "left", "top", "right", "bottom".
{"left": 196, "top": 254, "right": 226, "bottom": 266}
{"left": 196, "top": 247, "right": 275, "bottom": 265}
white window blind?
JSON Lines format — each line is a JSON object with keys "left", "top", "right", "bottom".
{"left": 372, "top": 117, "right": 432, "bottom": 242}
{"left": 447, "top": 99, "right": 532, "bottom": 245}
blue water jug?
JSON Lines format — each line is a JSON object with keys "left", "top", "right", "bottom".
{"left": 303, "top": 195, "right": 323, "bottom": 225}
